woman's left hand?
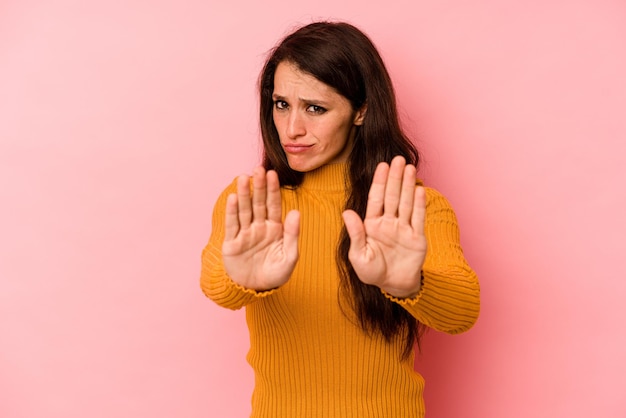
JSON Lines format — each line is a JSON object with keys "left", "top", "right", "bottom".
{"left": 342, "top": 156, "right": 427, "bottom": 299}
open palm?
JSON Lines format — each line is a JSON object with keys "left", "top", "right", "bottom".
{"left": 222, "top": 167, "right": 300, "bottom": 291}
{"left": 342, "top": 156, "right": 427, "bottom": 298}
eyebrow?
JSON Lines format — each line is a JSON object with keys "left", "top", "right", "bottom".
{"left": 272, "top": 94, "right": 330, "bottom": 107}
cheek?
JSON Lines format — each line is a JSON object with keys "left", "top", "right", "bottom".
{"left": 323, "top": 121, "right": 352, "bottom": 146}
{"left": 272, "top": 113, "right": 285, "bottom": 134}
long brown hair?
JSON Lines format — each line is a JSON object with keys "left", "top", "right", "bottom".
{"left": 259, "top": 21, "right": 424, "bottom": 358}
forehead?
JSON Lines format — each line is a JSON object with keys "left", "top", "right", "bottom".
{"left": 273, "top": 61, "right": 338, "bottom": 98}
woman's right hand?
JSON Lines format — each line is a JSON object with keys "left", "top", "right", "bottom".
{"left": 222, "top": 167, "right": 300, "bottom": 291}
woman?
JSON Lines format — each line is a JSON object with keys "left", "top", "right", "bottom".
{"left": 201, "top": 21, "right": 480, "bottom": 417}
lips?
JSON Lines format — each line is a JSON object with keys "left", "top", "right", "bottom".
{"left": 282, "top": 144, "right": 313, "bottom": 154}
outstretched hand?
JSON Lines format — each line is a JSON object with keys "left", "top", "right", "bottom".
{"left": 342, "top": 156, "right": 427, "bottom": 298}
{"left": 222, "top": 167, "right": 300, "bottom": 291}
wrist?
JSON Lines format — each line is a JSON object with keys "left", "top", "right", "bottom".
{"left": 381, "top": 270, "right": 424, "bottom": 299}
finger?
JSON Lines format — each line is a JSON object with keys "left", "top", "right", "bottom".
{"left": 252, "top": 167, "right": 267, "bottom": 222}
{"left": 398, "top": 164, "right": 417, "bottom": 224}
{"left": 411, "top": 186, "right": 427, "bottom": 235}
{"left": 224, "top": 193, "right": 240, "bottom": 240}
{"left": 236, "top": 174, "right": 252, "bottom": 228}
{"left": 365, "top": 162, "right": 389, "bottom": 219}
{"left": 266, "top": 170, "right": 282, "bottom": 223}
{"left": 283, "top": 210, "right": 300, "bottom": 261}
{"left": 383, "top": 156, "right": 406, "bottom": 218}
{"left": 342, "top": 209, "right": 367, "bottom": 252}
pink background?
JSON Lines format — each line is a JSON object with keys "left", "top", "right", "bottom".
{"left": 2, "top": 1, "right": 625, "bottom": 417}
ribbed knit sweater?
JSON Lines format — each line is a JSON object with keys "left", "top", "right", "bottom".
{"left": 201, "top": 163, "right": 480, "bottom": 417}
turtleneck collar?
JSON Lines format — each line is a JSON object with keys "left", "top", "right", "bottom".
{"left": 300, "top": 163, "right": 349, "bottom": 192}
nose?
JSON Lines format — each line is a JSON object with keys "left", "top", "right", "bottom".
{"left": 286, "top": 109, "right": 306, "bottom": 139}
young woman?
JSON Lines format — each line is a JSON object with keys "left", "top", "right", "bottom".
{"left": 201, "top": 21, "right": 480, "bottom": 417}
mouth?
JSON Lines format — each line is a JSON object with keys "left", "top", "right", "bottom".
{"left": 282, "top": 144, "right": 313, "bottom": 154}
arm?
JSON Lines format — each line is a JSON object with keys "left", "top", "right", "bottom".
{"left": 382, "top": 187, "right": 480, "bottom": 334}
{"left": 342, "top": 156, "right": 479, "bottom": 334}
{"left": 200, "top": 168, "right": 300, "bottom": 310}
{"left": 200, "top": 179, "right": 272, "bottom": 310}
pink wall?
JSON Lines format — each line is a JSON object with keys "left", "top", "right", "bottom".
{"left": 1, "top": 1, "right": 625, "bottom": 417}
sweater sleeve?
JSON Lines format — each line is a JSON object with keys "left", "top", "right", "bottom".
{"left": 200, "top": 179, "right": 278, "bottom": 310}
{"left": 382, "top": 187, "right": 480, "bottom": 334}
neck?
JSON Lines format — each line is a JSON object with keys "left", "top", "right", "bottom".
{"left": 300, "top": 163, "right": 348, "bottom": 192}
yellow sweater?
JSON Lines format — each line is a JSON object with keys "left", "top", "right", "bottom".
{"left": 201, "top": 163, "right": 480, "bottom": 417}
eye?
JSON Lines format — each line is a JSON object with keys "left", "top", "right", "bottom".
{"left": 274, "top": 100, "right": 288, "bottom": 110}
{"left": 307, "top": 105, "right": 326, "bottom": 114}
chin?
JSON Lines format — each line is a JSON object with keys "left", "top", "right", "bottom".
{"left": 288, "top": 164, "right": 316, "bottom": 173}
{"left": 286, "top": 159, "right": 322, "bottom": 173}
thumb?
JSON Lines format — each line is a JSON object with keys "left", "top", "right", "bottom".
{"left": 342, "top": 210, "right": 367, "bottom": 251}
{"left": 283, "top": 210, "right": 300, "bottom": 260}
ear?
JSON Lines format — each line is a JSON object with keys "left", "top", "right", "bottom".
{"left": 353, "top": 103, "right": 367, "bottom": 126}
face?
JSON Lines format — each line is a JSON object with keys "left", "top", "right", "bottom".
{"left": 272, "top": 61, "right": 366, "bottom": 173}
